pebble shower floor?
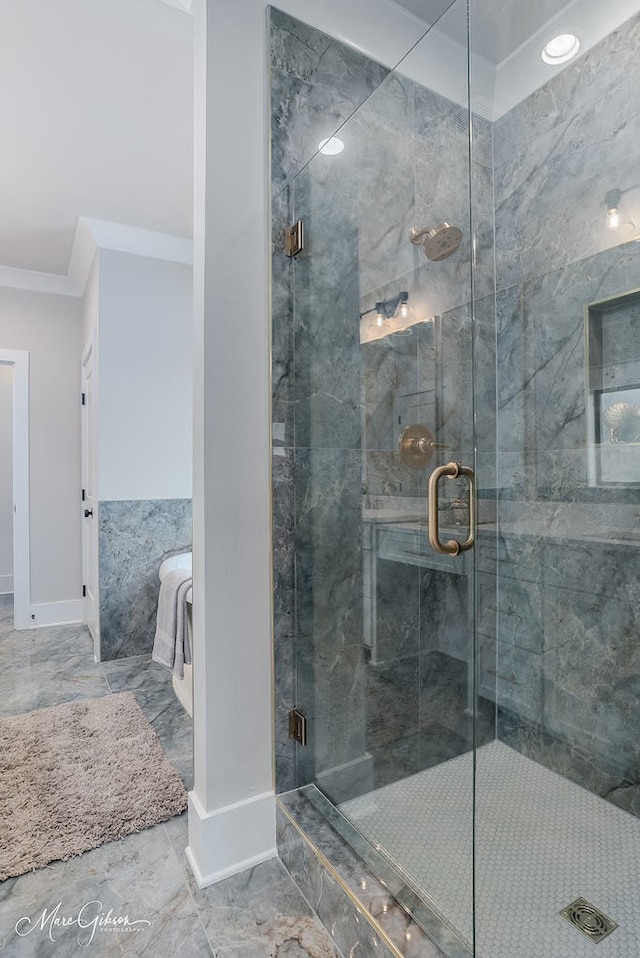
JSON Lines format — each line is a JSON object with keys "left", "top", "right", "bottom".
{"left": 342, "top": 740, "right": 640, "bottom": 957}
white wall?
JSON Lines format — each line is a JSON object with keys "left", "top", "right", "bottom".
{"left": 97, "top": 249, "right": 193, "bottom": 502}
{"left": 0, "top": 287, "right": 83, "bottom": 605}
{"left": 0, "top": 364, "right": 12, "bottom": 592}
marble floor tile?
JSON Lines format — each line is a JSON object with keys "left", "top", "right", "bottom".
{"left": 3, "top": 646, "right": 97, "bottom": 678}
{"left": 0, "top": 611, "right": 342, "bottom": 958}
{"left": 101, "top": 656, "right": 195, "bottom": 787}
{"left": 0, "top": 595, "right": 15, "bottom": 631}
{"left": 100, "top": 653, "right": 169, "bottom": 692}
{"left": 0, "top": 666, "right": 110, "bottom": 718}
{"left": 162, "top": 810, "right": 189, "bottom": 861}
{"left": 1, "top": 624, "right": 94, "bottom": 664}
{"left": 184, "top": 857, "right": 342, "bottom": 958}
{"left": 0, "top": 621, "right": 83, "bottom": 651}
{"left": 0, "top": 822, "right": 212, "bottom": 958}
{"left": 134, "top": 692, "right": 193, "bottom": 789}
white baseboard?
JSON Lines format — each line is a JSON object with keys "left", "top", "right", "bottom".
{"left": 0, "top": 574, "right": 13, "bottom": 595}
{"left": 27, "top": 599, "right": 84, "bottom": 628}
{"left": 186, "top": 789, "right": 276, "bottom": 888}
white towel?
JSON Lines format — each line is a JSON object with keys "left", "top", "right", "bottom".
{"left": 152, "top": 568, "right": 193, "bottom": 679}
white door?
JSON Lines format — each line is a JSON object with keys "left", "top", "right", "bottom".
{"left": 0, "top": 365, "right": 14, "bottom": 598}
{"left": 0, "top": 350, "right": 30, "bottom": 629}
{"left": 81, "top": 340, "right": 99, "bottom": 657}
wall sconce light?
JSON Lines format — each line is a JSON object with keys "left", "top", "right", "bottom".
{"left": 358, "top": 291, "right": 431, "bottom": 344}
{"left": 360, "top": 291, "right": 411, "bottom": 329}
{"left": 605, "top": 186, "right": 638, "bottom": 231}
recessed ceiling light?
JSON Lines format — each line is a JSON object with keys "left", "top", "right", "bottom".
{"left": 541, "top": 34, "right": 580, "bottom": 65}
{"left": 318, "top": 137, "right": 344, "bottom": 156}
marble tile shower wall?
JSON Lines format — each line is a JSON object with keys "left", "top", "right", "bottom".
{"left": 99, "top": 499, "right": 192, "bottom": 660}
{"left": 491, "top": 12, "right": 640, "bottom": 814}
{"left": 270, "top": 6, "right": 498, "bottom": 796}
{"left": 270, "top": 8, "right": 390, "bottom": 198}
{"left": 271, "top": 8, "right": 495, "bottom": 790}
{"left": 270, "top": 7, "right": 391, "bottom": 792}
{"left": 356, "top": 81, "right": 494, "bottom": 500}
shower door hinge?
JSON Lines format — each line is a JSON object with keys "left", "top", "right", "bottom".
{"left": 284, "top": 220, "right": 304, "bottom": 258}
{"left": 288, "top": 708, "right": 307, "bottom": 746}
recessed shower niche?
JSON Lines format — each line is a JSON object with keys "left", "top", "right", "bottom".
{"left": 586, "top": 286, "right": 640, "bottom": 486}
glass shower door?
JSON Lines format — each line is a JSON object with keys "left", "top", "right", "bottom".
{"left": 272, "top": 0, "right": 640, "bottom": 954}
{"left": 284, "top": 2, "right": 486, "bottom": 953}
{"left": 470, "top": 0, "right": 640, "bottom": 955}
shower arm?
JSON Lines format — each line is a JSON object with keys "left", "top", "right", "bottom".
{"left": 409, "top": 227, "right": 434, "bottom": 245}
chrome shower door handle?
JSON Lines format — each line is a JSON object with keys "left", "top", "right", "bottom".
{"left": 428, "top": 461, "right": 475, "bottom": 556}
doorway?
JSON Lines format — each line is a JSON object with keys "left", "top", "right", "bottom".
{"left": 81, "top": 337, "right": 99, "bottom": 659}
{"left": 0, "top": 349, "right": 30, "bottom": 630}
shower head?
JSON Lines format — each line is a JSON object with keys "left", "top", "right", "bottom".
{"left": 409, "top": 223, "right": 462, "bottom": 261}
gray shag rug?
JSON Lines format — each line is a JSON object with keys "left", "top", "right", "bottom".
{"left": 0, "top": 691, "right": 188, "bottom": 881}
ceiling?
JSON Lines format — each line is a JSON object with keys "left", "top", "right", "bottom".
{"left": 390, "top": 0, "right": 640, "bottom": 117}
{"left": 2, "top": 0, "right": 637, "bottom": 279}
{"left": 393, "top": 0, "right": 575, "bottom": 63}
{"left": 0, "top": 0, "right": 193, "bottom": 277}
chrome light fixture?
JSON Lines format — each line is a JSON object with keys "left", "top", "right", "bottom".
{"left": 605, "top": 188, "right": 623, "bottom": 230}
{"left": 605, "top": 187, "right": 638, "bottom": 231}
{"left": 359, "top": 291, "right": 424, "bottom": 344}
{"left": 359, "top": 291, "right": 411, "bottom": 328}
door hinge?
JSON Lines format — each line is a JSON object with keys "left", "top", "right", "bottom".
{"left": 82, "top": 488, "right": 86, "bottom": 501}
{"left": 288, "top": 708, "right": 307, "bottom": 746}
{"left": 82, "top": 584, "right": 87, "bottom": 598}
{"left": 81, "top": 392, "right": 86, "bottom": 405}
{"left": 284, "top": 220, "right": 304, "bottom": 258}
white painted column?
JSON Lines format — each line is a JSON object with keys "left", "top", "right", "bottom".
{"left": 187, "top": 0, "right": 275, "bottom": 886}
{"left": 185, "top": 0, "right": 433, "bottom": 888}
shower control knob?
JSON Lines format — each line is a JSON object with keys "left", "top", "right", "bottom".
{"left": 83, "top": 508, "right": 94, "bottom": 518}
{"left": 398, "top": 424, "right": 448, "bottom": 469}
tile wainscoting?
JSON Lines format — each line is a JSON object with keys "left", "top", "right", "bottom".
{"left": 98, "top": 498, "right": 192, "bottom": 660}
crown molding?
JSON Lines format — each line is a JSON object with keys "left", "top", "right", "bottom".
{"left": 0, "top": 266, "right": 79, "bottom": 298}
{"left": 69, "top": 217, "right": 194, "bottom": 295}
{"left": 158, "top": 0, "right": 193, "bottom": 12}
{"left": 0, "top": 218, "right": 193, "bottom": 298}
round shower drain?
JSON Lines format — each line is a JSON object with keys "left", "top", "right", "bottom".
{"left": 560, "top": 898, "right": 618, "bottom": 943}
